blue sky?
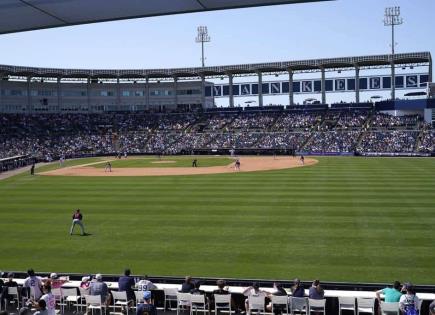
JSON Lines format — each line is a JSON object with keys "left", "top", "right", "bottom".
{"left": 0, "top": 0, "right": 432, "bottom": 105}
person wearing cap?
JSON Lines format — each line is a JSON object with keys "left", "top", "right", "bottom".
{"left": 291, "top": 278, "right": 305, "bottom": 297}
{"left": 70, "top": 209, "right": 86, "bottom": 236}
{"left": 23, "top": 269, "right": 43, "bottom": 300}
{"left": 80, "top": 276, "right": 91, "bottom": 294}
{"left": 243, "top": 282, "right": 268, "bottom": 315}
{"left": 399, "top": 283, "right": 420, "bottom": 315}
{"left": 43, "top": 273, "right": 68, "bottom": 289}
{"left": 376, "top": 281, "right": 402, "bottom": 303}
{"left": 0, "top": 272, "right": 18, "bottom": 307}
{"left": 89, "top": 274, "right": 111, "bottom": 307}
{"left": 136, "top": 291, "right": 156, "bottom": 315}
{"left": 118, "top": 269, "right": 135, "bottom": 308}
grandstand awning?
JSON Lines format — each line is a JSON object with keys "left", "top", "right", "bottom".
{"left": 0, "top": 0, "right": 332, "bottom": 35}
{"left": 0, "top": 52, "right": 431, "bottom": 79}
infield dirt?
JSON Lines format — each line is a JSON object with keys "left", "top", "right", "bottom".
{"left": 39, "top": 156, "right": 317, "bottom": 177}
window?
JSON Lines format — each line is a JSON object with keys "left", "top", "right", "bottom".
{"left": 122, "top": 91, "right": 130, "bottom": 97}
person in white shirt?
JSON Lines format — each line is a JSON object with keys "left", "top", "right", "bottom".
{"left": 243, "top": 282, "right": 268, "bottom": 315}
{"left": 136, "top": 276, "right": 157, "bottom": 291}
{"left": 23, "top": 269, "right": 43, "bottom": 300}
{"left": 40, "top": 284, "right": 56, "bottom": 315}
{"left": 399, "top": 283, "right": 420, "bottom": 315}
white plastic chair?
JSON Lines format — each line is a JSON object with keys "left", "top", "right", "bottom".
{"left": 214, "top": 294, "right": 232, "bottom": 315}
{"left": 248, "top": 295, "right": 265, "bottom": 315}
{"left": 290, "top": 297, "right": 308, "bottom": 315}
{"left": 60, "top": 288, "right": 80, "bottom": 314}
{"left": 85, "top": 295, "right": 104, "bottom": 315}
{"left": 380, "top": 302, "right": 399, "bottom": 315}
{"left": 164, "top": 288, "right": 178, "bottom": 311}
{"left": 134, "top": 291, "right": 143, "bottom": 309}
{"left": 177, "top": 293, "right": 192, "bottom": 315}
{"left": 308, "top": 299, "right": 326, "bottom": 315}
{"left": 357, "top": 298, "right": 375, "bottom": 315}
{"left": 271, "top": 295, "right": 290, "bottom": 315}
{"left": 338, "top": 297, "right": 356, "bottom": 315}
{"left": 111, "top": 291, "right": 130, "bottom": 315}
{"left": 6, "top": 287, "right": 20, "bottom": 310}
{"left": 190, "top": 294, "right": 208, "bottom": 315}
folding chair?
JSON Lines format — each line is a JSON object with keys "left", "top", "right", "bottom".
{"left": 164, "top": 288, "right": 178, "bottom": 311}
{"left": 290, "top": 297, "right": 308, "bottom": 315}
{"left": 134, "top": 291, "right": 143, "bottom": 310}
{"left": 214, "top": 294, "right": 232, "bottom": 315}
{"left": 338, "top": 297, "right": 356, "bottom": 315}
{"left": 191, "top": 294, "right": 209, "bottom": 315}
{"left": 356, "top": 298, "right": 375, "bottom": 315}
{"left": 248, "top": 295, "right": 265, "bottom": 315}
{"left": 380, "top": 302, "right": 399, "bottom": 315}
{"left": 308, "top": 299, "right": 326, "bottom": 315}
{"left": 271, "top": 295, "right": 290, "bottom": 315}
{"left": 60, "top": 288, "right": 80, "bottom": 314}
{"left": 111, "top": 291, "right": 130, "bottom": 315}
{"left": 78, "top": 287, "right": 90, "bottom": 312}
{"left": 177, "top": 293, "right": 192, "bottom": 315}
{"left": 85, "top": 295, "right": 104, "bottom": 315}
{"left": 5, "top": 287, "right": 20, "bottom": 310}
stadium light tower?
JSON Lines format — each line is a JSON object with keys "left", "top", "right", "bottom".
{"left": 196, "top": 26, "right": 211, "bottom": 68}
{"left": 384, "top": 6, "right": 403, "bottom": 100}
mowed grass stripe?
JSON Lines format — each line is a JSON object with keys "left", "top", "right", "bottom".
{"left": 0, "top": 157, "right": 434, "bottom": 283}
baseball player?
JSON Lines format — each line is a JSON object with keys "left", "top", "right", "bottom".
{"left": 70, "top": 209, "right": 86, "bottom": 236}
{"left": 104, "top": 162, "right": 112, "bottom": 172}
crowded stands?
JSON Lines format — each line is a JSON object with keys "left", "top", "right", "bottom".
{"left": 0, "top": 109, "right": 432, "bottom": 161}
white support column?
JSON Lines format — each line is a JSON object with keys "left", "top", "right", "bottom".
{"left": 145, "top": 76, "right": 150, "bottom": 111}
{"left": 391, "top": 60, "right": 396, "bottom": 100}
{"left": 87, "top": 77, "right": 91, "bottom": 111}
{"left": 116, "top": 77, "right": 121, "bottom": 111}
{"left": 0, "top": 73, "right": 3, "bottom": 112}
{"left": 288, "top": 69, "right": 294, "bottom": 106}
{"left": 27, "top": 76, "right": 32, "bottom": 113}
{"left": 258, "top": 71, "right": 263, "bottom": 107}
{"left": 57, "top": 77, "right": 62, "bottom": 111}
{"left": 173, "top": 76, "right": 178, "bottom": 107}
{"left": 320, "top": 67, "right": 326, "bottom": 105}
{"left": 200, "top": 74, "right": 206, "bottom": 107}
{"left": 355, "top": 65, "right": 360, "bottom": 104}
{"left": 228, "top": 73, "right": 234, "bottom": 108}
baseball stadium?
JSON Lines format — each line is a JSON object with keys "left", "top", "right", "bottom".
{"left": 0, "top": 1, "right": 434, "bottom": 315}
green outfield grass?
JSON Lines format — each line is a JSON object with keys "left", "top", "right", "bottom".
{"left": 0, "top": 156, "right": 434, "bottom": 284}
{"left": 91, "top": 156, "right": 233, "bottom": 168}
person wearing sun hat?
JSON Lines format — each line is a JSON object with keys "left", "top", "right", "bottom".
{"left": 136, "top": 291, "right": 156, "bottom": 315}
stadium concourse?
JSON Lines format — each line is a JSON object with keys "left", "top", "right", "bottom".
{"left": 0, "top": 105, "right": 433, "bottom": 168}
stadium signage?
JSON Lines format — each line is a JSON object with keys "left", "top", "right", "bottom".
{"left": 207, "top": 73, "right": 429, "bottom": 97}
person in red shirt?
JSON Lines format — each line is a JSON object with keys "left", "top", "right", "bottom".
{"left": 70, "top": 209, "right": 86, "bottom": 236}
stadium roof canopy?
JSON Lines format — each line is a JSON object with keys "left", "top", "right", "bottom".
{"left": 0, "top": 0, "right": 332, "bottom": 35}
{"left": 0, "top": 52, "right": 431, "bottom": 79}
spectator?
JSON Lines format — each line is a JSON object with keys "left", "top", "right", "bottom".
{"left": 118, "top": 269, "right": 135, "bottom": 304}
{"left": 291, "top": 278, "right": 305, "bottom": 297}
{"left": 89, "top": 274, "right": 111, "bottom": 307}
{"left": 399, "top": 283, "right": 419, "bottom": 315}
{"left": 136, "top": 276, "right": 157, "bottom": 291}
{"left": 376, "top": 281, "right": 402, "bottom": 303}
{"left": 180, "top": 276, "right": 195, "bottom": 293}
{"left": 136, "top": 291, "right": 157, "bottom": 315}
{"left": 23, "top": 269, "right": 43, "bottom": 300}
{"left": 1, "top": 273, "right": 18, "bottom": 308}
{"left": 308, "top": 280, "right": 324, "bottom": 299}
{"left": 243, "top": 282, "right": 268, "bottom": 315}
{"left": 34, "top": 300, "right": 48, "bottom": 315}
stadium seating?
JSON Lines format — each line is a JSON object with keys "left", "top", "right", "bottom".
{"left": 0, "top": 108, "right": 433, "bottom": 161}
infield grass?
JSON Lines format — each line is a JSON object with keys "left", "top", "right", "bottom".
{"left": 0, "top": 156, "right": 434, "bottom": 284}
